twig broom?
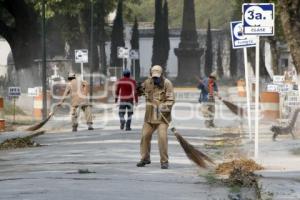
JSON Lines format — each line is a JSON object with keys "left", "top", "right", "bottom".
{"left": 26, "top": 106, "right": 59, "bottom": 131}
{"left": 160, "top": 112, "right": 215, "bottom": 168}
{"left": 221, "top": 99, "right": 246, "bottom": 117}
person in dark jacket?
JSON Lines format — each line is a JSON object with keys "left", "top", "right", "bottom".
{"left": 197, "top": 71, "right": 219, "bottom": 128}
{"left": 115, "top": 69, "right": 138, "bottom": 131}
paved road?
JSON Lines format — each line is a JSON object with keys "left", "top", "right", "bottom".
{"left": 0, "top": 129, "right": 231, "bottom": 200}
{"left": 0, "top": 101, "right": 251, "bottom": 200}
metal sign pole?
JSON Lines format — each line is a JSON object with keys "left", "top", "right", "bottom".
{"left": 255, "top": 36, "right": 260, "bottom": 158}
{"left": 42, "top": 0, "right": 47, "bottom": 120}
{"left": 81, "top": 62, "right": 84, "bottom": 81}
{"left": 243, "top": 48, "right": 252, "bottom": 140}
{"left": 133, "top": 59, "right": 135, "bottom": 79}
{"left": 13, "top": 97, "right": 16, "bottom": 124}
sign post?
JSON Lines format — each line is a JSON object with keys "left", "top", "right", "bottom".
{"left": 118, "top": 47, "right": 129, "bottom": 71}
{"left": 8, "top": 87, "right": 21, "bottom": 124}
{"left": 243, "top": 3, "right": 275, "bottom": 158}
{"left": 230, "top": 21, "right": 256, "bottom": 140}
{"left": 75, "top": 49, "right": 89, "bottom": 80}
{"left": 129, "top": 49, "right": 139, "bottom": 79}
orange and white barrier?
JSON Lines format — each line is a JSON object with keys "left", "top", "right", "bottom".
{"left": 260, "top": 92, "right": 280, "bottom": 121}
{"left": 0, "top": 97, "right": 4, "bottom": 131}
{"left": 237, "top": 79, "right": 246, "bottom": 97}
{"left": 33, "top": 92, "right": 50, "bottom": 120}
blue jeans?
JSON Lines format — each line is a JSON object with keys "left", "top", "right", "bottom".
{"left": 119, "top": 101, "right": 134, "bottom": 128}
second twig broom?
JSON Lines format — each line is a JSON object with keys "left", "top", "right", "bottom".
{"left": 221, "top": 99, "right": 246, "bottom": 117}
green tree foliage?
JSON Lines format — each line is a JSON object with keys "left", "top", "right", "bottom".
{"left": 0, "top": 0, "right": 140, "bottom": 71}
{"left": 204, "top": 19, "right": 213, "bottom": 77}
{"left": 274, "top": 0, "right": 300, "bottom": 74}
{"left": 229, "top": 46, "right": 237, "bottom": 78}
{"left": 0, "top": 0, "right": 42, "bottom": 70}
{"left": 126, "top": 0, "right": 235, "bottom": 28}
{"left": 162, "top": 0, "right": 170, "bottom": 69}
{"left": 110, "top": 0, "right": 125, "bottom": 68}
{"left": 152, "top": 0, "right": 163, "bottom": 68}
{"left": 152, "top": 0, "right": 170, "bottom": 70}
{"left": 217, "top": 42, "right": 224, "bottom": 78}
{"left": 130, "top": 17, "right": 141, "bottom": 80}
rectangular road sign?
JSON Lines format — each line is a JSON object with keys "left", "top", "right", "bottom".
{"left": 230, "top": 21, "right": 256, "bottom": 49}
{"left": 243, "top": 3, "right": 275, "bottom": 36}
{"left": 75, "top": 49, "right": 88, "bottom": 63}
{"left": 8, "top": 87, "right": 21, "bottom": 97}
{"left": 129, "top": 49, "right": 139, "bottom": 60}
{"left": 273, "top": 75, "right": 284, "bottom": 84}
{"left": 117, "top": 47, "right": 129, "bottom": 59}
{"left": 28, "top": 88, "right": 38, "bottom": 97}
{"left": 267, "top": 84, "right": 278, "bottom": 92}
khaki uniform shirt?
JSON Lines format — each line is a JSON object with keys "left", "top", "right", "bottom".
{"left": 143, "top": 77, "right": 175, "bottom": 124}
{"left": 62, "top": 78, "right": 89, "bottom": 107}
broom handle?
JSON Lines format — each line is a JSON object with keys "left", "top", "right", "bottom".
{"left": 49, "top": 105, "right": 60, "bottom": 116}
{"left": 158, "top": 110, "right": 177, "bottom": 133}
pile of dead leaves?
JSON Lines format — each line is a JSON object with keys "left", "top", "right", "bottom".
{"left": 0, "top": 137, "right": 39, "bottom": 150}
{"left": 215, "top": 159, "right": 264, "bottom": 175}
{"left": 227, "top": 167, "right": 258, "bottom": 187}
{"left": 216, "top": 159, "right": 263, "bottom": 190}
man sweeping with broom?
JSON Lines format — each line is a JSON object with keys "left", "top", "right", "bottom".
{"left": 57, "top": 73, "right": 94, "bottom": 132}
{"left": 197, "top": 71, "right": 220, "bottom": 128}
{"left": 136, "top": 65, "right": 175, "bottom": 169}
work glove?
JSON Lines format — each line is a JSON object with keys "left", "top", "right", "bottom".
{"left": 159, "top": 104, "right": 171, "bottom": 113}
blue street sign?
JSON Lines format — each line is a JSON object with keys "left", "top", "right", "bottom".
{"left": 8, "top": 87, "right": 21, "bottom": 97}
{"left": 243, "top": 3, "right": 275, "bottom": 36}
{"left": 230, "top": 21, "right": 256, "bottom": 49}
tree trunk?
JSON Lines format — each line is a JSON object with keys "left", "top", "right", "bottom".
{"left": 278, "top": 0, "right": 300, "bottom": 74}
{"left": 247, "top": 41, "right": 270, "bottom": 80}
{"left": 267, "top": 37, "right": 280, "bottom": 75}
{"left": 0, "top": 0, "right": 40, "bottom": 70}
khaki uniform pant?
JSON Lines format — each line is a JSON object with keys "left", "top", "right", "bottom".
{"left": 140, "top": 122, "right": 169, "bottom": 164}
{"left": 71, "top": 105, "right": 93, "bottom": 127}
{"left": 201, "top": 101, "right": 215, "bottom": 127}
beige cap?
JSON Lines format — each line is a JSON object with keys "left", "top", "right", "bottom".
{"left": 209, "top": 71, "right": 217, "bottom": 79}
{"left": 68, "top": 72, "right": 76, "bottom": 79}
{"left": 151, "top": 65, "right": 163, "bottom": 77}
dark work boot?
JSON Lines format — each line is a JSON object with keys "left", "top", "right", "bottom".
{"left": 120, "top": 123, "right": 125, "bottom": 130}
{"left": 88, "top": 125, "right": 94, "bottom": 130}
{"left": 161, "top": 162, "right": 169, "bottom": 169}
{"left": 72, "top": 126, "right": 78, "bottom": 132}
{"left": 136, "top": 160, "right": 151, "bottom": 167}
{"left": 125, "top": 120, "right": 131, "bottom": 131}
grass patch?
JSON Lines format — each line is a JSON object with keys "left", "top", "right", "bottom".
{"left": 230, "top": 185, "right": 241, "bottom": 193}
{"left": 202, "top": 172, "right": 217, "bottom": 184}
{"left": 6, "top": 120, "right": 36, "bottom": 126}
{"left": 290, "top": 147, "right": 300, "bottom": 155}
{"left": 3, "top": 100, "right": 26, "bottom": 116}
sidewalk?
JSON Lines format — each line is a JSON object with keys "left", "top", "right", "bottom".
{"left": 226, "top": 86, "right": 300, "bottom": 199}
{"left": 254, "top": 137, "right": 300, "bottom": 199}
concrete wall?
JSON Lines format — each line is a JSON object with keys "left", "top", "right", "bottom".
{"left": 106, "top": 27, "right": 239, "bottom": 79}
{"left": 0, "top": 38, "right": 10, "bottom": 77}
